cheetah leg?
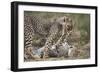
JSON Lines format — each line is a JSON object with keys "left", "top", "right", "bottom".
{"left": 42, "top": 48, "right": 49, "bottom": 59}
{"left": 52, "top": 24, "right": 66, "bottom": 48}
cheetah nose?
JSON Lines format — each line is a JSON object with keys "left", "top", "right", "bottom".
{"left": 70, "top": 46, "right": 73, "bottom": 48}
{"left": 70, "top": 46, "right": 72, "bottom": 48}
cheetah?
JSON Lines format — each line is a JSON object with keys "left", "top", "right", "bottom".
{"left": 24, "top": 14, "right": 73, "bottom": 61}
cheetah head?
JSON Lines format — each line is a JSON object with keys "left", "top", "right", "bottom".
{"left": 52, "top": 16, "right": 73, "bottom": 31}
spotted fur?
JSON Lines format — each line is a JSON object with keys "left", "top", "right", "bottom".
{"left": 24, "top": 15, "right": 73, "bottom": 60}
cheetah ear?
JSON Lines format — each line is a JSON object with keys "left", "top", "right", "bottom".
{"left": 64, "top": 16, "right": 68, "bottom": 22}
{"left": 64, "top": 17, "right": 66, "bottom": 22}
